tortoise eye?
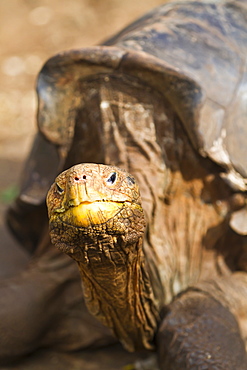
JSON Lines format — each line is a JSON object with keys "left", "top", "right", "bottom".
{"left": 106, "top": 172, "right": 117, "bottom": 185}
{"left": 55, "top": 183, "right": 64, "bottom": 195}
{"left": 127, "top": 176, "right": 135, "bottom": 186}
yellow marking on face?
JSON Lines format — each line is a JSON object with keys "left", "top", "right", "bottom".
{"left": 57, "top": 201, "right": 124, "bottom": 227}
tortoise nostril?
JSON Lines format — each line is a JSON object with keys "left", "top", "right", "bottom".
{"left": 74, "top": 175, "right": 86, "bottom": 181}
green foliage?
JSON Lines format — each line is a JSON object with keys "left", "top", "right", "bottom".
{"left": 0, "top": 185, "right": 19, "bottom": 204}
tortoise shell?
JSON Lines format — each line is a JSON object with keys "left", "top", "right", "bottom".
{"left": 15, "top": 0, "right": 247, "bottom": 240}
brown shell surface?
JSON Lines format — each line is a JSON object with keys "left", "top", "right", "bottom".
{"left": 36, "top": 0, "right": 247, "bottom": 192}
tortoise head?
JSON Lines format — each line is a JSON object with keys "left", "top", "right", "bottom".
{"left": 46, "top": 163, "right": 158, "bottom": 352}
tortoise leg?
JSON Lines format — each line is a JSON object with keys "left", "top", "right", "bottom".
{"left": 0, "top": 238, "right": 114, "bottom": 364}
{"left": 157, "top": 277, "right": 247, "bottom": 369}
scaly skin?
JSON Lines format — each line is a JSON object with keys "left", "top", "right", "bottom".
{"left": 46, "top": 165, "right": 247, "bottom": 369}
{"left": 47, "top": 163, "right": 159, "bottom": 352}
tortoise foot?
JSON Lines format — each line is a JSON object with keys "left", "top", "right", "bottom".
{"left": 157, "top": 291, "right": 247, "bottom": 370}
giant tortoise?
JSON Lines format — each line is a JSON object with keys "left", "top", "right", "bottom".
{"left": 4, "top": 0, "right": 247, "bottom": 369}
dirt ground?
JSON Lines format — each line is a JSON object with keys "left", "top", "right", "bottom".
{"left": 0, "top": 0, "right": 165, "bottom": 369}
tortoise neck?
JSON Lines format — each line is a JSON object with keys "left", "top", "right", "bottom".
{"left": 75, "top": 234, "right": 159, "bottom": 351}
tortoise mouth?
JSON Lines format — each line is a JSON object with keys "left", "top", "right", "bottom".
{"left": 51, "top": 200, "right": 126, "bottom": 228}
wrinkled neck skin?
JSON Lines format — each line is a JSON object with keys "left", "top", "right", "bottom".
{"left": 61, "top": 73, "right": 236, "bottom": 349}
{"left": 72, "top": 232, "right": 159, "bottom": 352}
